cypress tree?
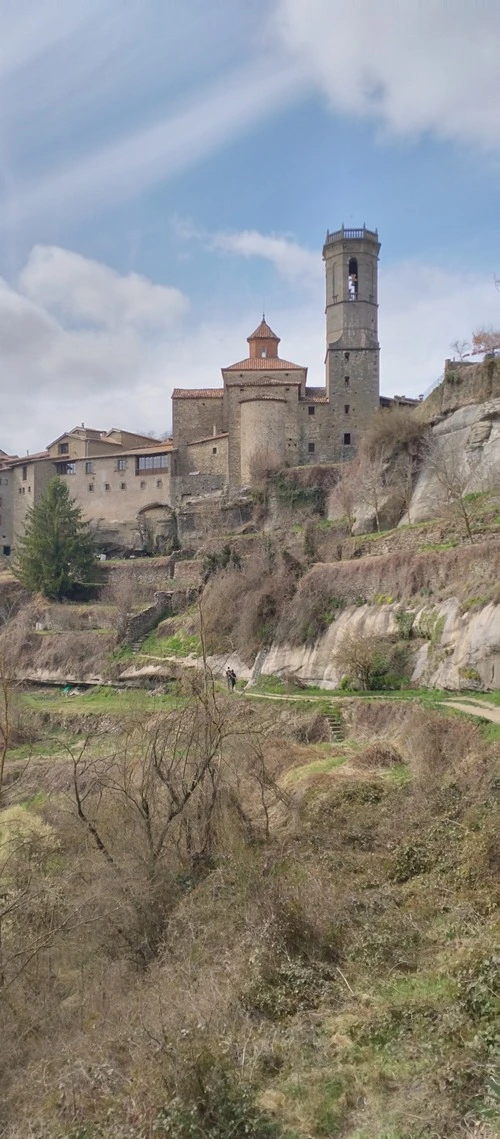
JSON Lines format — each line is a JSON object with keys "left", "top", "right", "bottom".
{"left": 13, "top": 477, "right": 97, "bottom": 600}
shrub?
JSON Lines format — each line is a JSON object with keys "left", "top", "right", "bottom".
{"left": 361, "top": 406, "right": 428, "bottom": 461}
{"left": 332, "top": 631, "right": 392, "bottom": 691}
{"left": 202, "top": 544, "right": 241, "bottom": 584}
{"left": 155, "top": 1051, "right": 281, "bottom": 1139}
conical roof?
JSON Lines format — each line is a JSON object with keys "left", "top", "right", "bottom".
{"left": 247, "top": 316, "right": 280, "bottom": 344}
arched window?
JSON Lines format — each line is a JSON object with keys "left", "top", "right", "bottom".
{"left": 348, "top": 257, "right": 358, "bottom": 300}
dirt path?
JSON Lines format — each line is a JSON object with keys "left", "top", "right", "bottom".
{"left": 438, "top": 699, "right": 500, "bottom": 724}
{"left": 243, "top": 689, "right": 500, "bottom": 724}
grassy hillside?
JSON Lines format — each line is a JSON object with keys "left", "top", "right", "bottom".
{"left": 0, "top": 681, "right": 498, "bottom": 1138}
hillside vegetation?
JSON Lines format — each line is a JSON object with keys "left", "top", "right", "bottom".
{"left": 0, "top": 392, "right": 499, "bottom": 1138}
{"left": 0, "top": 680, "right": 498, "bottom": 1139}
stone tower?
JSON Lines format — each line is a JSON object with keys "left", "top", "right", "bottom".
{"left": 323, "top": 225, "right": 380, "bottom": 459}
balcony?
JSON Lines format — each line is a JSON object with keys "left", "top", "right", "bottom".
{"left": 324, "top": 225, "right": 378, "bottom": 245}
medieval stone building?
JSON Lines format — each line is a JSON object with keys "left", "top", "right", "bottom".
{"left": 171, "top": 225, "right": 413, "bottom": 488}
{"left": 0, "top": 224, "right": 419, "bottom": 556}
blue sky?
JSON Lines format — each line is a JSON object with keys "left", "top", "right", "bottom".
{"left": 1, "top": 0, "right": 500, "bottom": 452}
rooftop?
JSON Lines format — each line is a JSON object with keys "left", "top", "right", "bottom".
{"left": 247, "top": 316, "right": 280, "bottom": 343}
{"left": 224, "top": 356, "right": 306, "bottom": 372}
{"left": 324, "top": 224, "right": 379, "bottom": 247}
{"left": 172, "top": 388, "right": 223, "bottom": 399}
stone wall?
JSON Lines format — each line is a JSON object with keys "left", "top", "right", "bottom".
{"left": 425, "top": 358, "right": 500, "bottom": 417}
{"left": 186, "top": 434, "right": 228, "bottom": 475}
{"left": 171, "top": 473, "right": 225, "bottom": 504}
{"left": 172, "top": 394, "right": 225, "bottom": 474}
{"left": 124, "top": 587, "right": 198, "bottom": 643}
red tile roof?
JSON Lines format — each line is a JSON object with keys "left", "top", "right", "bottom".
{"left": 225, "top": 374, "right": 302, "bottom": 387}
{"left": 224, "top": 356, "right": 306, "bottom": 372}
{"left": 247, "top": 317, "right": 280, "bottom": 342}
{"left": 172, "top": 388, "right": 223, "bottom": 399}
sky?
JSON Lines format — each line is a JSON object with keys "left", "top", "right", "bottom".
{"left": 1, "top": 0, "right": 500, "bottom": 453}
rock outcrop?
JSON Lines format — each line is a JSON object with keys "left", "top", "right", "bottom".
{"left": 255, "top": 599, "right": 500, "bottom": 691}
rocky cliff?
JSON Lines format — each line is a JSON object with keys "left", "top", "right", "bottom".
{"left": 255, "top": 598, "right": 500, "bottom": 691}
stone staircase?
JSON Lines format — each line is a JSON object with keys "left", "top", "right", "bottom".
{"left": 325, "top": 707, "right": 345, "bottom": 743}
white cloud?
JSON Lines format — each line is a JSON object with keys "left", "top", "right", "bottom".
{"left": 2, "top": 238, "right": 500, "bottom": 457}
{"left": 275, "top": 0, "right": 500, "bottom": 147}
{"left": 2, "top": 61, "right": 303, "bottom": 230}
{"left": 0, "top": 0, "right": 307, "bottom": 230}
{"left": 208, "top": 228, "right": 320, "bottom": 286}
{"left": 20, "top": 246, "right": 188, "bottom": 331}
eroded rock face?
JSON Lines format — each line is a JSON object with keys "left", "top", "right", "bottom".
{"left": 327, "top": 398, "right": 500, "bottom": 534}
{"left": 405, "top": 400, "right": 500, "bottom": 526}
{"left": 256, "top": 600, "right": 500, "bottom": 691}
{"left": 91, "top": 505, "right": 178, "bottom": 558}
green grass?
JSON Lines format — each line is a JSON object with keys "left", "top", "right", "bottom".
{"left": 140, "top": 627, "right": 201, "bottom": 658}
{"left": 285, "top": 753, "right": 348, "bottom": 782}
{"left": 22, "top": 686, "right": 181, "bottom": 717}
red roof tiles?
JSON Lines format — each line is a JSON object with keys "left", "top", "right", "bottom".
{"left": 247, "top": 317, "right": 280, "bottom": 342}
{"left": 224, "top": 356, "right": 305, "bottom": 372}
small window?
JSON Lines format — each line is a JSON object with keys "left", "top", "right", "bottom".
{"left": 344, "top": 404, "right": 350, "bottom": 415}
{"left": 85, "top": 461, "right": 94, "bottom": 474}
{"left": 212, "top": 446, "right": 217, "bottom": 455}
{"left": 88, "top": 483, "right": 94, "bottom": 492}
{"left": 308, "top": 442, "right": 315, "bottom": 454}
{"left": 22, "top": 465, "right": 27, "bottom": 481}
{"left": 344, "top": 351, "right": 350, "bottom": 362}
{"left": 261, "top": 349, "right": 266, "bottom": 358}
{"left": 308, "top": 406, "right": 315, "bottom": 416}
{"left": 105, "top": 483, "right": 110, "bottom": 491}
{"left": 344, "top": 376, "right": 350, "bottom": 386}
{"left": 156, "top": 478, "right": 162, "bottom": 488}
{"left": 120, "top": 482, "right": 126, "bottom": 490}
{"left": 3, "top": 545, "right": 10, "bottom": 556}
{"left": 28, "top": 486, "right": 31, "bottom": 493}
{"left": 18, "top": 487, "right": 22, "bottom": 495}
{"left": 140, "top": 480, "right": 146, "bottom": 489}
{"left": 343, "top": 432, "right": 351, "bottom": 446}
{"left": 22, "top": 487, "right": 25, "bottom": 495}
{"left": 58, "top": 442, "right": 69, "bottom": 455}
{"left": 117, "top": 458, "right": 127, "bottom": 471}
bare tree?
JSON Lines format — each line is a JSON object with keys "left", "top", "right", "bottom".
{"left": 359, "top": 450, "right": 386, "bottom": 531}
{"left": 66, "top": 665, "right": 285, "bottom": 963}
{"left": 329, "top": 457, "right": 361, "bottom": 535}
{"left": 424, "top": 434, "right": 481, "bottom": 543}
{"left": 471, "top": 328, "right": 500, "bottom": 355}
{"left": 103, "top": 569, "right": 139, "bottom": 640}
{"left": 450, "top": 338, "right": 471, "bottom": 361}
{"left": 332, "top": 630, "right": 389, "bottom": 691}
{"left": 247, "top": 445, "right": 281, "bottom": 486}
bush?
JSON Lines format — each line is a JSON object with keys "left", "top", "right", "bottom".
{"left": 202, "top": 544, "right": 241, "bottom": 584}
{"left": 361, "top": 406, "right": 428, "bottom": 461}
{"left": 155, "top": 1051, "right": 281, "bottom": 1139}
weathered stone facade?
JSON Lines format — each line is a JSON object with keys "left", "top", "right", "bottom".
{"left": 172, "top": 225, "right": 387, "bottom": 487}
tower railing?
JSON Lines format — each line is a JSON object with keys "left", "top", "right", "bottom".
{"left": 324, "top": 225, "right": 378, "bottom": 245}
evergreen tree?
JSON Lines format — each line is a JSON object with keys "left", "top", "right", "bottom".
{"left": 13, "top": 478, "right": 97, "bottom": 600}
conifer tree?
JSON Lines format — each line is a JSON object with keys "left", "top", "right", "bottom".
{"left": 13, "top": 477, "right": 96, "bottom": 600}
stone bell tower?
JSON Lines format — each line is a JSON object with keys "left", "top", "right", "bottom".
{"left": 323, "top": 225, "right": 380, "bottom": 459}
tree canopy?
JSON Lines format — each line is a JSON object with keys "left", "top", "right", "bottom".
{"left": 13, "top": 477, "right": 97, "bottom": 600}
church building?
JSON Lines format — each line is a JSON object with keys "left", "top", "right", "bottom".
{"left": 172, "top": 226, "right": 412, "bottom": 490}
